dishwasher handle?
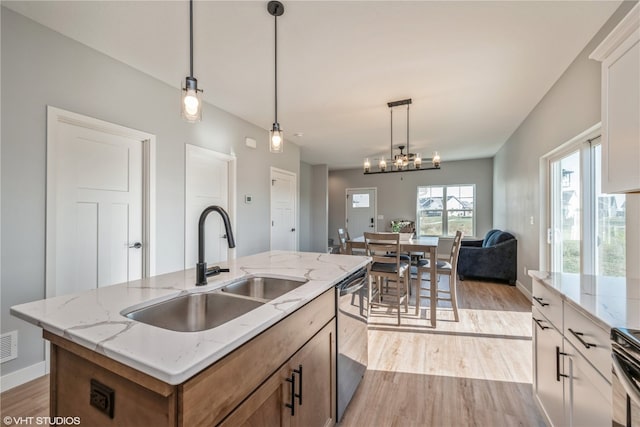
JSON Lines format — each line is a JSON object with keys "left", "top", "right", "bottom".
{"left": 613, "top": 351, "right": 640, "bottom": 407}
{"left": 338, "top": 269, "right": 367, "bottom": 296}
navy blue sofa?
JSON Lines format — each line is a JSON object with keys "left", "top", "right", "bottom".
{"left": 457, "top": 229, "right": 517, "bottom": 285}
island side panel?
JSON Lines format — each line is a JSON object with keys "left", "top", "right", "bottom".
{"left": 49, "top": 342, "right": 178, "bottom": 426}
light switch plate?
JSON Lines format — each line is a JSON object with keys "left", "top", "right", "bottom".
{"left": 245, "top": 137, "right": 257, "bottom": 149}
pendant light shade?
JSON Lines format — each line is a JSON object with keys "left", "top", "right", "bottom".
{"left": 270, "top": 123, "right": 284, "bottom": 153}
{"left": 268, "top": 1, "right": 285, "bottom": 153}
{"left": 181, "top": 0, "right": 203, "bottom": 123}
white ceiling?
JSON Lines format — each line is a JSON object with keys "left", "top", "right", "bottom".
{"left": 5, "top": 1, "right": 621, "bottom": 169}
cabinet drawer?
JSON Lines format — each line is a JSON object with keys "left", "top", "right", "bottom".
{"left": 532, "top": 280, "right": 562, "bottom": 330}
{"left": 564, "top": 302, "right": 611, "bottom": 382}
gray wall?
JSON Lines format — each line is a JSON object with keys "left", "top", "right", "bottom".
{"left": 329, "top": 158, "right": 494, "bottom": 243}
{"left": 311, "top": 165, "right": 329, "bottom": 252}
{"left": 493, "top": 1, "right": 638, "bottom": 292}
{"left": 299, "top": 162, "right": 312, "bottom": 252}
{"left": 299, "top": 162, "right": 329, "bottom": 253}
{"left": 1, "top": 8, "right": 301, "bottom": 375}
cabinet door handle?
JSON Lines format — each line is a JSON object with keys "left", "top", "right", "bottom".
{"left": 556, "top": 346, "right": 569, "bottom": 382}
{"left": 285, "top": 373, "right": 295, "bottom": 416}
{"left": 568, "top": 328, "right": 596, "bottom": 349}
{"left": 293, "top": 365, "right": 303, "bottom": 405}
{"left": 533, "top": 317, "right": 549, "bottom": 330}
{"left": 533, "top": 296, "right": 549, "bottom": 307}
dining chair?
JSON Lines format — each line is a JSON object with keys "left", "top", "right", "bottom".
{"left": 364, "top": 232, "right": 410, "bottom": 325}
{"left": 337, "top": 228, "right": 350, "bottom": 254}
{"left": 415, "top": 230, "right": 463, "bottom": 322}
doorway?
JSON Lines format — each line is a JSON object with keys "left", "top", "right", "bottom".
{"left": 345, "top": 188, "right": 377, "bottom": 238}
{"left": 46, "top": 106, "right": 156, "bottom": 298}
{"left": 270, "top": 167, "right": 297, "bottom": 251}
{"left": 185, "top": 144, "right": 236, "bottom": 268}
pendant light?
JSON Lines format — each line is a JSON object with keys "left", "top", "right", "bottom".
{"left": 181, "top": 0, "right": 203, "bottom": 123}
{"left": 363, "top": 98, "right": 442, "bottom": 174}
{"left": 268, "top": 1, "right": 284, "bottom": 153}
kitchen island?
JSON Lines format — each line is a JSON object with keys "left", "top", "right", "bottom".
{"left": 11, "top": 251, "right": 370, "bottom": 426}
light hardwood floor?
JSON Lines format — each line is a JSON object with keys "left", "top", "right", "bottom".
{"left": 340, "top": 277, "right": 545, "bottom": 426}
{"left": 0, "top": 279, "right": 544, "bottom": 427}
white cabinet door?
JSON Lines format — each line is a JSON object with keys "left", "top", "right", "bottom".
{"left": 564, "top": 339, "right": 612, "bottom": 427}
{"left": 534, "top": 308, "right": 565, "bottom": 427}
{"left": 590, "top": 3, "right": 640, "bottom": 193}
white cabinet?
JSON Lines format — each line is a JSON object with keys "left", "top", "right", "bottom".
{"left": 590, "top": 3, "right": 640, "bottom": 193}
{"left": 563, "top": 338, "right": 612, "bottom": 427}
{"left": 531, "top": 281, "right": 612, "bottom": 427}
{"left": 533, "top": 307, "right": 565, "bottom": 427}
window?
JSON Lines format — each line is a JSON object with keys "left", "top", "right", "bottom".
{"left": 416, "top": 185, "right": 475, "bottom": 236}
{"left": 548, "top": 137, "right": 625, "bottom": 277}
{"left": 351, "top": 193, "right": 370, "bottom": 208}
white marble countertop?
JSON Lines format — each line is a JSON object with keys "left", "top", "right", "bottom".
{"left": 529, "top": 270, "right": 640, "bottom": 331}
{"left": 11, "top": 251, "right": 370, "bottom": 385}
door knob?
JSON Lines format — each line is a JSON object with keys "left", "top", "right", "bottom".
{"left": 291, "top": 228, "right": 296, "bottom": 232}
{"left": 129, "top": 242, "right": 142, "bottom": 249}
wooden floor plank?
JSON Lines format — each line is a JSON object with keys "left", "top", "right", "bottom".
{"left": 340, "top": 278, "right": 545, "bottom": 427}
{"left": 0, "top": 374, "right": 49, "bottom": 424}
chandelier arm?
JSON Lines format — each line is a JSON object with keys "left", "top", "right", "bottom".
{"left": 407, "top": 103, "right": 409, "bottom": 156}
{"left": 390, "top": 108, "right": 393, "bottom": 161}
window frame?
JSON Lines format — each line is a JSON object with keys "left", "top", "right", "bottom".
{"left": 416, "top": 184, "right": 476, "bottom": 237}
{"left": 541, "top": 124, "right": 626, "bottom": 277}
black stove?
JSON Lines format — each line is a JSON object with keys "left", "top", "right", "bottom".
{"left": 612, "top": 328, "right": 640, "bottom": 360}
{"left": 612, "top": 328, "right": 640, "bottom": 426}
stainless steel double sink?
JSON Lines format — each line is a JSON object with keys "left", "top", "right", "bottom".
{"left": 122, "top": 276, "right": 307, "bottom": 332}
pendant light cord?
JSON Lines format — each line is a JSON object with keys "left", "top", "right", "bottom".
{"left": 189, "top": 0, "right": 194, "bottom": 78}
{"left": 274, "top": 10, "right": 278, "bottom": 123}
{"left": 390, "top": 108, "right": 393, "bottom": 160}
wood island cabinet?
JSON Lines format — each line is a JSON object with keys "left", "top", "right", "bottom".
{"left": 220, "top": 319, "right": 335, "bottom": 427}
{"left": 46, "top": 288, "right": 336, "bottom": 427}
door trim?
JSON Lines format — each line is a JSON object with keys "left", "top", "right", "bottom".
{"left": 345, "top": 187, "right": 378, "bottom": 234}
{"left": 270, "top": 167, "right": 297, "bottom": 251}
{"left": 45, "top": 106, "right": 157, "bottom": 300}
{"left": 184, "top": 144, "right": 237, "bottom": 268}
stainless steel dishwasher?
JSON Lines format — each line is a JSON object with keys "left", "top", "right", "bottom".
{"left": 336, "top": 267, "right": 368, "bottom": 421}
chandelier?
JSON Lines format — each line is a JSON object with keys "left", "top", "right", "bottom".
{"left": 364, "top": 98, "right": 441, "bottom": 175}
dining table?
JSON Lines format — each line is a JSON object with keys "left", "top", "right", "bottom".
{"left": 347, "top": 234, "right": 440, "bottom": 327}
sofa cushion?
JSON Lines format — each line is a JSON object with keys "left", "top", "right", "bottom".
{"left": 482, "top": 229, "right": 501, "bottom": 247}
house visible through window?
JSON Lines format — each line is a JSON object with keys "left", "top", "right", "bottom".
{"left": 548, "top": 137, "right": 625, "bottom": 277}
{"left": 416, "top": 185, "right": 475, "bottom": 237}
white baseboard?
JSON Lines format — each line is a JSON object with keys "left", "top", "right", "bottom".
{"left": 515, "top": 279, "right": 532, "bottom": 301}
{"left": 0, "top": 361, "right": 46, "bottom": 392}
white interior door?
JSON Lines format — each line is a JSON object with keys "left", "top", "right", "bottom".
{"left": 52, "top": 121, "right": 143, "bottom": 295}
{"left": 346, "top": 188, "right": 377, "bottom": 238}
{"left": 185, "top": 144, "right": 232, "bottom": 267}
{"left": 271, "top": 168, "right": 297, "bottom": 251}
